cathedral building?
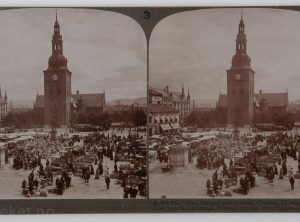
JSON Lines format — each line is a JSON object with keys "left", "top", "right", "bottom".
{"left": 34, "top": 13, "right": 105, "bottom": 128}
{"left": 216, "top": 14, "right": 289, "bottom": 128}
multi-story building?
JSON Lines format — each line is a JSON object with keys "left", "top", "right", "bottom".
{"left": 148, "top": 104, "right": 180, "bottom": 136}
{"left": 149, "top": 85, "right": 191, "bottom": 120}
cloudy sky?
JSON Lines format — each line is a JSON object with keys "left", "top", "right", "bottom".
{"left": 0, "top": 8, "right": 146, "bottom": 104}
{"left": 150, "top": 8, "right": 300, "bottom": 102}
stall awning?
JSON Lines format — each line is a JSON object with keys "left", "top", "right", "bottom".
{"left": 170, "top": 122, "right": 180, "bottom": 129}
{"left": 160, "top": 124, "right": 172, "bottom": 131}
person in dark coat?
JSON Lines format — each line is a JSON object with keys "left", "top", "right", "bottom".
{"left": 278, "top": 158, "right": 281, "bottom": 165}
{"left": 282, "top": 162, "right": 287, "bottom": 176}
{"left": 132, "top": 186, "right": 138, "bottom": 198}
{"left": 121, "top": 177, "right": 126, "bottom": 187}
{"left": 21, "top": 180, "right": 27, "bottom": 193}
{"left": 279, "top": 168, "right": 284, "bottom": 179}
{"left": 114, "top": 163, "right": 118, "bottom": 173}
{"left": 28, "top": 171, "right": 34, "bottom": 182}
{"left": 123, "top": 186, "right": 129, "bottom": 199}
{"left": 90, "top": 164, "right": 94, "bottom": 175}
{"left": 98, "top": 163, "right": 103, "bottom": 176}
{"left": 290, "top": 176, "right": 295, "bottom": 190}
{"left": 269, "top": 171, "right": 274, "bottom": 183}
{"left": 28, "top": 180, "right": 34, "bottom": 195}
{"left": 85, "top": 170, "right": 90, "bottom": 183}
{"left": 33, "top": 179, "right": 39, "bottom": 190}
{"left": 105, "top": 176, "right": 110, "bottom": 190}
{"left": 206, "top": 179, "right": 211, "bottom": 190}
{"left": 65, "top": 175, "right": 71, "bottom": 188}
{"left": 274, "top": 164, "right": 278, "bottom": 175}
{"left": 82, "top": 167, "right": 86, "bottom": 179}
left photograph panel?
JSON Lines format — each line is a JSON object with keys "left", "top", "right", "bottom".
{"left": 0, "top": 8, "right": 147, "bottom": 199}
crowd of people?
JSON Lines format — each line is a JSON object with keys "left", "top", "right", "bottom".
{"left": 6, "top": 128, "right": 147, "bottom": 198}
{"left": 151, "top": 129, "right": 300, "bottom": 197}
{"left": 201, "top": 132, "right": 300, "bottom": 196}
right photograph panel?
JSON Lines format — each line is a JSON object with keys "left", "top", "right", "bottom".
{"left": 149, "top": 8, "right": 300, "bottom": 198}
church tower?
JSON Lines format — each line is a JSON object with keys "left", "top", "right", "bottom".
{"left": 44, "top": 12, "right": 72, "bottom": 128}
{"left": 227, "top": 13, "right": 255, "bottom": 128}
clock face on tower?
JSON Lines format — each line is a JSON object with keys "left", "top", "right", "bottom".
{"left": 52, "top": 74, "right": 58, "bottom": 81}
{"left": 235, "top": 73, "right": 241, "bottom": 80}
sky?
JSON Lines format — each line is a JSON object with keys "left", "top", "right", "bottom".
{"left": 0, "top": 8, "right": 146, "bottom": 104}
{"left": 149, "top": 8, "right": 300, "bottom": 103}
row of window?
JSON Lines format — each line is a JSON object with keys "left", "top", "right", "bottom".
{"left": 149, "top": 116, "right": 178, "bottom": 124}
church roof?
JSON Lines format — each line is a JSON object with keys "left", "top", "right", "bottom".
{"left": 217, "top": 94, "right": 227, "bottom": 108}
{"left": 217, "top": 92, "right": 288, "bottom": 108}
{"left": 34, "top": 93, "right": 105, "bottom": 109}
{"left": 150, "top": 88, "right": 169, "bottom": 97}
{"left": 72, "top": 93, "right": 105, "bottom": 107}
{"left": 149, "top": 88, "right": 163, "bottom": 97}
{"left": 34, "top": 95, "right": 44, "bottom": 108}
{"left": 255, "top": 92, "right": 288, "bottom": 107}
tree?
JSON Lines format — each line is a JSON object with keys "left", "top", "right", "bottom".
{"left": 272, "top": 112, "right": 294, "bottom": 130}
{"left": 253, "top": 112, "right": 272, "bottom": 125}
{"left": 133, "top": 109, "right": 146, "bottom": 128}
{"left": 184, "top": 109, "right": 227, "bottom": 128}
{"left": 2, "top": 111, "right": 38, "bottom": 128}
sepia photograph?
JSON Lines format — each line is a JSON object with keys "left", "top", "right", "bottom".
{"left": 149, "top": 8, "right": 300, "bottom": 198}
{"left": 0, "top": 8, "right": 147, "bottom": 199}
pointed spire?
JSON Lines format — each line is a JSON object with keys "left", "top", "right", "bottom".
{"left": 181, "top": 83, "right": 184, "bottom": 96}
{"left": 241, "top": 8, "right": 243, "bottom": 20}
{"left": 4, "top": 89, "right": 7, "bottom": 100}
{"left": 0, "top": 86, "right": 2, "bottom": 99}
{"left": 54, "top": 9, "right": 60, "bottom": 30}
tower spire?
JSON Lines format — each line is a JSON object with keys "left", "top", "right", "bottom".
{"left": 48, "top": 10, "right": 67, "bottom": 69}
{"left": 241, "top": 8, "right": 243, "bottom": 20}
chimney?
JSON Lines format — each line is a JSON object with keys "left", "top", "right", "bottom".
{"left": 76, "top": 90, "right": 79, "bottom": 95}
{"left": 259, "top": 90, "right": 262, "bottom": 94}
